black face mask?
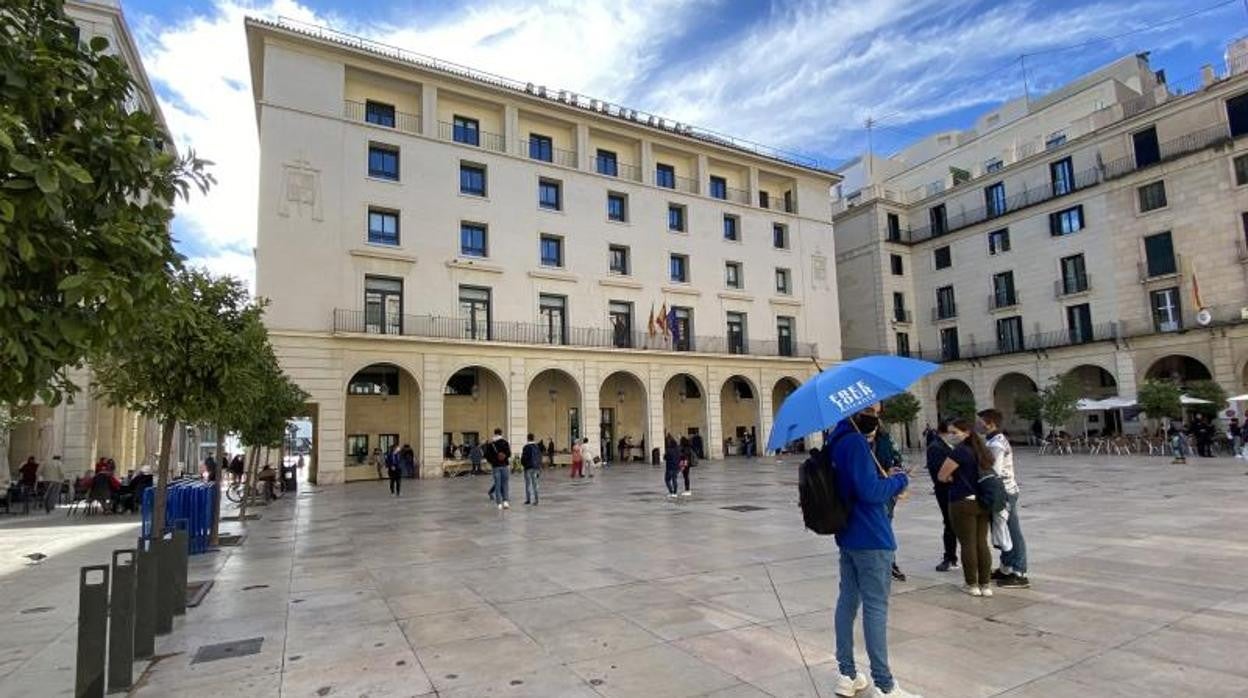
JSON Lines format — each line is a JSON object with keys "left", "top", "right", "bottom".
{"left": 852, "top": 413, "right": 880, "bottom": 435}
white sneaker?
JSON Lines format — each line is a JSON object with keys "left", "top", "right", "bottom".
{"left": 667, "top": 493, "right": 677, "bottom": 499}
{"left": 502, "top": 501, "right": 510, "bottom": 509}
{"left": 680, "top": 490, "right": 692, "bottom": 497}
{"left": 834, "top": 672, "right": 868, "bottom": 696}
{"left": 963, "top": 584, "right": 982, "bottom": 597}
{"left": 879, "top": 683, "right": 923, "bottom": 698}
{"left": 497, "top": 503, "right": 503, "bottom": 510}
{"left": 980, "top": 585, "right": 993, "bottom": 597}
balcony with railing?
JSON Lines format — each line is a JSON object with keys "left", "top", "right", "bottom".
{"left": 931, "top": 303, "right": 958, "bottom": 322}
{"left": 343, "top": 100, "right": 421, "bottom": 134}
{"left": 760, "top": 194, "right": 794, "bottom": 214}
{"left": 594, "top": 156, "right": 642, "bottom": 182}
{"left": 520, "top": 139, "right": 577, "bottom": 167}
{"left": 1102, "top": 123, "right": 1232, "bottom": 181}
{"left": 892, "top": 308, "right": 912, "bottom": 324}
{"left": 437, "top": 121, "right": 507, "bottom": 153}
{"left": 1136, "top": 253, "right": 1183, "bottom": 283}
{"left": 723, "top": 186, "right": 750, "bottom": 205}
{"left": 988, "top": 291, "right": 1020, "bottom": 311}
{"left": 1055, "top": 273, "right": 1092, "bottom": 298}
{"left": 900, "top": 321, "right": 1120, "bottom": 363}
{"left": 333, "top": 309, "right": 816, "bottom": 358}
{"left": 655, "top": 172, "right": 697, "bottom": 193}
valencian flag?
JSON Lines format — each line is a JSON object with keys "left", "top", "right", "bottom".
{"left": 656, "top": 302, "right": 668, "bottom": 336}
{"left": 1192, "top": 269, "right": 1206, "bottom": 310}
{"left": 647, "top": 303, "right": 656, "bottom": 336}
{"left": 667, "top": 306, "right": 679, "bottom": 344}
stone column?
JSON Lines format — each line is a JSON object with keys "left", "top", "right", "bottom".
{"left": 694, "top": 154, "right": 709, "bottom": 196}
{"left": 583, "top": 360, "right": 601, "bottom": 461}
{"left": 503, "top": 104, "right": 519, "bottom": 156}
{"left": 575, "top": 123, "right": 591, "bottom": 171}
{"left": 420, "top": 84, "right": 437, "bottom": 138}
{"left": 421, "top": 354, "right": 445, "bottom": 478}
{"left": 706, "top": 368, "right": 724, "bottom": 461}
{"left": 507, "top": 357, "right": 527, "bottom": 456}
{"left": 647, "top": 365, "right": 664, "bottom": 463}
{"left": 1114, "top": 349, "right": 1138, "bottom": 398}
{"left": 747, "top": 166, "right": 760, "bottom": 209}
{"left": 639, "top": 140, "right": 654, "bottom": 186}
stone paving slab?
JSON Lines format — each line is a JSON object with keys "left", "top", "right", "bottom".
{"left": 2, "top": 453, "right": 1248, "bottom": 697}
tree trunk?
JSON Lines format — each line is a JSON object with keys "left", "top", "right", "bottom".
{"left": 152, "top": 415, "right": 177, "bottom": 538}
{"left": 238, "top": 444, "right": 254, "bottom": 522}
{"left": 210, "top": 425, "right": 225, "bottom": 546}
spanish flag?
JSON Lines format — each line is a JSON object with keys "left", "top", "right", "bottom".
{"left": 657, "top": 302, "right": 668, "bottom": 335}
{"left": 1191, "top": 268, "right": 1206, "bottom": 310}
{"left": 647, "top": 303, "right": 656, "bottom": 336}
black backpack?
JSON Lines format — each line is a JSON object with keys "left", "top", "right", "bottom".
{"left": 798, "top": 436, "right": 852, "bottom": 535}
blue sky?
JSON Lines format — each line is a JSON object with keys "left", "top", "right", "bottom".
{"left": 122, "top": 0, "right": 1248, "bottom": 285}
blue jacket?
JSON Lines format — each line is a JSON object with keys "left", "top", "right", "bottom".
{"left": 829, "top": 420, "right": 908, "bottom": 551}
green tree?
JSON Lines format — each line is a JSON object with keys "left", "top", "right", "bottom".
{"left": 1138, "top": 380, "right": 1183, "bottom": 427}
{"left": 1037, "top": 374, "right": 1080, "bottom": 432}
{"left": 1184, "top": 380, "right": 1227, "bottom": 419}
{"left": 93, "top": 270, "right": 252, "bottom": 531}
{"left": 235, "top": 364, "right": 308, "bottom": 521}
{"left": 1014, "top": 392, "right": 1043, "bottom": 425}
{"left": 940, "top": 394, "right": 978, "bottom": 421}
{"left": 881, "top": 391, "right": 921, "bottom": 446}
{"left": 0, "top": 0, "right": 213, "bottom": 406}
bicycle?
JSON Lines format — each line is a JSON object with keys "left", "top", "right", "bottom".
{"left": 224, "top": 477, "right": 283, "bottom": 504}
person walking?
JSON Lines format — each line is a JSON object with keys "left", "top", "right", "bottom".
{"left": 979, "top": 409, "right": 1030, "bottom": 589}
{"left": 522, "top": 434, "right": 541, "bottom": 505}
{"left": 936, "top": 417, "right": 994, "bottom": 597}
{"left": 483, "top": 428, "right": 512, "bottom": 510}
{"left": 469, "top": 441, "right": 484, "bottom": 475}
{"left": 1230, "top": 416, "right": 1242, "bottom": 458}
{"left": 370, "top": 447, "right": 383, "bottom": 480}
{"left": 678, "top": 437, "right": 693, "bottom": 496}
{"left": 1168, "top": 421, "right": 1189, "bottom": 464}
{"left": 570, "top": 438, "right": 585, "bottom": 478}
{"left": 400, "top": 444, "right": 416, "bottom": 478}
{"left": 662, "top": 434, "right": 681, "bottom": 499}
{"left": 830, "top": 404, "right": 920, "bottom": 698}
{"left": 925, "top": 421, "right": 959, "bottom": 573}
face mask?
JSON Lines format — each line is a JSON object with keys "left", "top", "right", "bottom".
{"left": 944, "top": 433, "right": 966, "bottom": 446}
{"left": 852, "top": 413, "right": 880, "bottom": 434}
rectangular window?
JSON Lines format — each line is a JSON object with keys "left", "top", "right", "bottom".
{"left": 452, "top": 115, "right": 480, "bottom": 146}
{"left": 460, "top": 222, "right": 487, "bottom": 257}
{"left": 609, "top": 301, "right": 633, "bottom": 348}
{"left": 368, "top": 144, "right": 399, "bottom": 180}
{"left": 1137, "top": 180, "right": 1167, "bottom": 212}
{"left": 1060, "top": 254, "right": 1088, "bottom": 294}
{"left": 992, "top": 271, "right": 1017, "bottom": 308}
{"left": 1229, "top": 93, "right": 1248, "bottom": 138}
{"left": 459, "top": 163, "right": 486, "bottom": 196}
{"left": 886, "top": 212, "right": 902, "bottom": 242}
{"left": 672, "top": 306, "right": 692, "bottom": 351}
{"left": 1050, "top": 157, "right": 1074, "bottom": 196}
{"left": 365, "top": 100, "right": 395, "bottom": 127}
{"left": 1144, "top": 231, "right": 1177, "bottom": 277}
{"left": 668, "top": 204, "right": 686, "bottom": 232}
{"left": 346, "top": 435, "right": 369, "bottom": 462}
{"left": 656, "top": 163, "right": 676, "bottom": 189}
{"left": 540, "top": 234, "right": 563, "bottom": 267}
{"left": 539, "top": 294, "right": 566, "bottom": 345}
{"left": 608, "top": 244, "right": 630, "bottom": 275}
{"left": 985, "top": 182, "right": 1006, "bottom": 217}
{"left": 996, "top": 316, "right": 1025, "bottom": 353}
{"left": 940, "top": 327, "right": 960, "bottom": 360}
{"left": 596, "top": 149, "right": 618, "bottom": 176}
{"left": 726, "top": 311, "right": 747, "bottom": 354}
{"left": 890, "top": 254, "right": 904, "bottom": 275}
{"left": 1235, "top": 154, "right": 1248, "bottom": 186}
{"left": 709, "top": 176, "right": 727, "bottom": 200}
{"left": 773, "top": 223, "right": 789, "bottom": 249}
{"left": 1046, "top": 131, "right": 1067, "bottom": 149}
{"left": 528, "top": 133, "right": 553, "bottom": 162}
{"left": 934, "top": 245, "right": 952, "bottom": 270}
{"left": 723, "top": 215, "right": 739, "bottom": 241}
{"left": 783, "top": 190, "right": 793, "bottom": 213}
{"left": 984, "top": 158, "right": 1003, "bottom": 174}
{"left": 895, "top": 332, "right": 910, "bottom": 357}
{"left": 458, "top": 286, "right": 491, "bottom": 340}
{"left": 1150, "top": 287, "right": 1182, "bottom": 332}
{"left": 936, "top": 285, "right": 956, "bottom": 320}
{"left": 759, "top": 191, "right": 770, "bottom": 209}
{"left": 988, "top": 228, "right": 1010, "bottom": 255}
{"left": 538, "top": 178, "right": 562, "bottom": 210}
{"left": 367, "top": 208, "right": 399, "bottom": 245}
{"left": 777, "top": 316, "right": 794, "bottom": 357}
{"left": 775, "top": 267, "right": 791, "bottom": 294}
{"left": 1067, "top": 303, "right": 1093, "bottom": 344}
{"left": 364, "top": 276, "right": 403, "bottom": 335}
{"left": 1049, "top": 205, "right": 1084, "bottom": 236}
{"left": 1133, "top": 126, "right": 1160, "bottom": 168}
{"left": 724, "top": 262, "right": 741, "bottom": 289}
{"left": 930, "top": 204, "right": 948, "bottom": 236}
{"left": 669, "top": 254, "right": 689, "bottom": 283}
{"left": 892, "top": 291, "right": 907, "bottom": 322}
{"left": 607, "top": 192, "right": 627, "bottom": 222}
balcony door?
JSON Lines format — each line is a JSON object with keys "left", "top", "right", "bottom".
{"left": 459, "top": 286, "right": 491, "bottom": 340}
{"left": 364, "top": 276, "right": 402, "bottom": 335}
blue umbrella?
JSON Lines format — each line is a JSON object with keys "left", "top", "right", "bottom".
{"left": 767, "top": 356, "right": 939, "bottom": 451}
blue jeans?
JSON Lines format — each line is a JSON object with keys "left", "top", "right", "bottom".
{"left": 524, "top": 469, "right": 539, "bottom": 503}
{"left": 664, "top": 468, "right": 678, "bottom": 494}
{"left": 835, "top": 548, "right": 895, "bottom": 692}
{"left": 491, "top": 467, "right": 509, "bottom": 504}
{"left": 1000, "top": 492, "right": 1027, "bottom": 574}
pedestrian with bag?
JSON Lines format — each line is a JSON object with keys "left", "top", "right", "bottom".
{"left": 483, "top": 428, "right": 512, "bottom": 510}
{"left": 522, "top": 433, "right": 541, "bottom": 505}
{"left": 936, "top": 417, "right": 1004, "bottom": 597}
{"left": 663, "top": 434, "right": 680, "bottom": 499}
{"left": 979, "top": 409, "right": 1029, "bottom": 589}
{"left": 386, "top": 445, "right": 403, "bottom": 496}
{"left": 925, "top": 420, "right": 959, "bottom": 573}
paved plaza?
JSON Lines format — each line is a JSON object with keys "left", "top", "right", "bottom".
{"left": 3, "top": 453, "right": 1248, "bottom": 697}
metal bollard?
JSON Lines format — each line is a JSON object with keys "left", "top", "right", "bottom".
{"left": 108, "top": 550, "right": 136, "bottom": 692}
{"left": 133, "top": 538, "right": 156, "bottom": 659}
{"left": 172, "top": 520, "right": 189, "bottom": 616}
{"left": 155, "top": 532, "right": 174, "bottom": 635}
{"left": 75, "top": 565, "right": 109, "bottom": 698}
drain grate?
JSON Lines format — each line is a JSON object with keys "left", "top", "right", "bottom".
{"left": 217, "top": 534, "right": 246, "bottom": 547}
{"left": 191, "top": 637, "right": 264, "bottom": 664}
{"left": 186, "top": 580, "right": 214, "bottom": 608}
{"left": 241, "top": 584, "right": 269, "bottom": 591}
{"left": 20, "top": 606, "right": 54, "bottom": 615}
{"left": 721, "top": 505, "right": 767, "bottom": 512}
{"left": 221, "top": 514, "right": 260, "bottom": 522}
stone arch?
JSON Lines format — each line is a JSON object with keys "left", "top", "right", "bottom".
{"left": 662, "top": 372, "right": 708, "bottom": 452}
{"left": 600, "top": 370, "right": 649, "bottom": 463}
{"left": 1066, "top": 364, "right": 1118, "bottom": 398}
{"left": 720, "top": 375, "right": 761, "bottom": 457}
{"left": 526, "top": 368, "right": 584, "bottom": 451}
{"left": 344, "top": 362, "right": 421, "bottom": 479}
{"left": 771, "top": 377, "right": 801, "bottom": 418}
{"left": 935, "top": 379, "right": 976, "bottom": 419}
{"left": 991, "top": 372, "right": 1038, "bottom": 437}
{"left": 1144, "top": 354, "right": 1212, "bottom": 387}
{"left": 442, "top": 365, "right": 509, "bottom": 459}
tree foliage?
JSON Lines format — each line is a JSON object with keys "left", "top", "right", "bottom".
{"left": 1138, "top": 380, "right": 1183, "bottom": 422}
{"left": 940, "top": 394, "right": 978, "bottom": 421}
{"left": 1037, "top": 374, "right": 1080, "bottom": 430}
{"left": 1014, "top": 392, "right": 1043, "bottom": 424}
{"left": 881, "top": 391, "right": 921, "bottom": 426}
{"left": 1184, "top": 380, "right": 1227, "bottom": 419}
{"left": 0, "top": 1, "right": 213, "bottom": 405}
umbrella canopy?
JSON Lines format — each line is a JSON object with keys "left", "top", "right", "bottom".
{"left": 1180, "top": 395, "right": 1212, "bottom": 405}
{"left": 766, "top": 356, "right": 939, "bottom": 451}
{"left": 1228, "top": 394, "right": 1248, "bottom": 402}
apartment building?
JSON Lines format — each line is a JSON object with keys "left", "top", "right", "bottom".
{"left": 835, "top": 50, "right": 1248, "bottom": 436}
{"left": 244, "top": 18, "right": 841, "bottom": 483}
{"left": 3, "top": 0, "right": 178, "bottom": 477}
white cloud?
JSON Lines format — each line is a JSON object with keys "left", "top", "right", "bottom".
{"left": 185, "top": 249, "right": 255, "bottom": 290}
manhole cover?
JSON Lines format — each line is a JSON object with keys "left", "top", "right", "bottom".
{"left": 191, "top": 637, "right": 264, "bottom": 664}
{"left": 186, "top": 580, "right": 214, "bottom": 607}
{"left": 20, "top": 606, "right": 54, "bottom": 615}
{"left": 721, "top": 505, "right": 767, "bottom": 512}
{"left": 217, "top": 534, "right": 245, "bottom": 547}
